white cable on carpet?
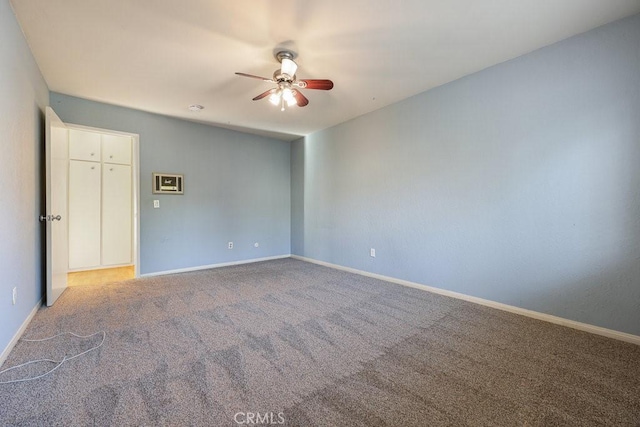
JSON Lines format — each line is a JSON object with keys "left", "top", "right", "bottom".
{"left": 0, "top": 331, "right": 106, "bottom": 384}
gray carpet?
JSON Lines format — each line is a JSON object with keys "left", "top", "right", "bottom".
{"left": 1, "top": 258, "right": 639, "bottom": 426}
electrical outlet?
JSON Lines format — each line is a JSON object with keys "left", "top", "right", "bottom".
{"left": 370, "top": 248, "right": 376, "bottom": 258}
{"left": 12, "top": 287, "right": 17, "bottom": 305}
{"left": 153, "top": 200, "right": 160, "bottom": 208}
{"left": 228, "top": 242, "right": 233, "bottom": 249}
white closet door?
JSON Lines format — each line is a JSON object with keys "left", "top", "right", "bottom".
{"left": 69, "top": 129, "right": 101, "bottom": 161}
{"left": 102, "top": 134, "right": 131, "bottom": 165}
{"left": 102, "top": 164, "right": 132, "bottom": 265}
{"left": 68, "top": 160, "right": 101, "bottom": 269}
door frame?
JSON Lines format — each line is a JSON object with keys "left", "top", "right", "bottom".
{"left": 65, "top": 123, "right": 141, "bottom": 278}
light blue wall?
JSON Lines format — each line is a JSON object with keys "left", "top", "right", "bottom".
{"left": 290, "top": 138, "right": 305, "bottom": 255}
{"left": 292, "top": 14, "right": 640, "bottom": 336}
{"left": 0, "top": 0, "right": 49, "bottom": 356}
{"left": 51, "top": 94, "right": 291, "bottom": 275}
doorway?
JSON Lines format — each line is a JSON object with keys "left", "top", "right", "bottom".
{"left": 64, "top": 124, "right": 140, "bottom": 288}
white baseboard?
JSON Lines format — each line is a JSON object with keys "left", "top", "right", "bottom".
{"left": 291, "top": 255, "right": 640, "bottom": 346}
{"left": 140, "top": 254, "right": 292, "bottom": 278}
{"left": 0, "top": 299, "right": 42, "bottom": 368}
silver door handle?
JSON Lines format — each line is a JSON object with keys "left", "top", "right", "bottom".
{"left": 39, "top": 215, "right": 62, "bottom": 222}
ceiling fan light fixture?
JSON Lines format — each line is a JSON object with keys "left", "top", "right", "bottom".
{"left": 268, "top": 91, "right": 281, "bottom": 105}
{"left": 282, "top": 88, "right": 295, "bottom": 103}
{"left": 280, "top": 57, "right": 298, "bottom": 78}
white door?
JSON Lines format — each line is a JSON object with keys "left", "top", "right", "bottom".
{"left": 68, "top": 160, "right": 101, "bottom": 269}
{"left": 43, "top": 107, "right": 69, "bottom": 306}
{"left": 102, "top": 164, "right": 132, "bottom": 265}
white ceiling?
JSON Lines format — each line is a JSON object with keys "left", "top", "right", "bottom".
{"left": 10, "top": 0, "right": 640, "bottom": 141}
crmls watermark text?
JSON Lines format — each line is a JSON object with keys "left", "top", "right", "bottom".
{"left": 234, "top": 412, "right": 285, "bottom": 425}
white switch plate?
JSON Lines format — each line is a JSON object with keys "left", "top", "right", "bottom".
{"left": 12, "top": 287, "right": 17, "bottom": 305}
{"left": 153, "top": 200, "right": 160, "bottom": 208}
{"left": 370, "top": 248, "right": 376, "bottom": 257}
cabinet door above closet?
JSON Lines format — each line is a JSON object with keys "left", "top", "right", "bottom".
{"left": 69, "top": 129, "right": 101, "bottom": 161}
{"left": 102, "top": 134, "right": 132, "bottom": 165}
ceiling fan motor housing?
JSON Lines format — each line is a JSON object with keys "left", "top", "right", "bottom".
{"left": 274, "top": 50, "right": 298, "bottom": 81}
{"left": 273, "top": 69, "right": 295, "bottom": 83}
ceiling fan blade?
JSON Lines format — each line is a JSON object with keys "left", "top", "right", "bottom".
{"left": 299, "top": 79, "right": 334, "bottom": 90}
{"left": 236, "top": 72, "right": 274, "bottom": 82}
{"left": 252, "top": 88, "right": 277, "bottom": 101}
{"left": 292, "top": 90, "right": 309, "bottom": 107}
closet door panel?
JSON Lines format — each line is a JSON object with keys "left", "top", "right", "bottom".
{"left": 69, "top": 129, "right": 101, "bottom": 161}
{"left": 102, "top": 134, "right": 132, "bottom": 165}
{"left": 68, "top": 160, "right": 101, "bottom": 269}
{"left": 102, "top": 164, "right": 132, "bottom": 265}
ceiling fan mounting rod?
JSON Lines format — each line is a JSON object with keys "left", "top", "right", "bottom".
{"left": 275, "top": 50, "right": 296, "bottom": 63}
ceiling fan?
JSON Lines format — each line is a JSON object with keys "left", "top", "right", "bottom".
{"left": 235, "top": 51, "right": 334, "bottom": 111}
